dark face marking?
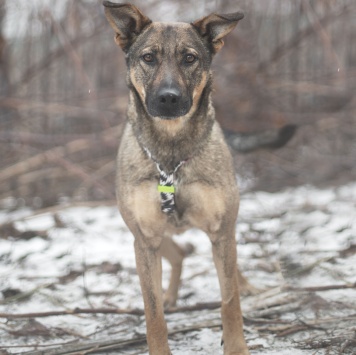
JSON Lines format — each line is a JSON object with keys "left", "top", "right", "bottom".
{"left": 127, "top": 23, "right": 211, "bottom": 120}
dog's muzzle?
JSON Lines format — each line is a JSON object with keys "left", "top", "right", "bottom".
{"left": 147, "top": 85, "right": 191, "bottom": 119}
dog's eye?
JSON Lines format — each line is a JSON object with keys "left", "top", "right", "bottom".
{"left": 185, "top": 54, "right": 196, "bottom": 64}
{"left": 142, "top": 53, "right": 154, "bottom": 63}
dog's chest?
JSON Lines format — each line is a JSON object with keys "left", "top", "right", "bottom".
{"left": 162, "top": 177, "right": 230, "bottom": 235}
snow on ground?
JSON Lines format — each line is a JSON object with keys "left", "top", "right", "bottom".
{"left": 0, "top": 183, "right": 355, "bottom": 354}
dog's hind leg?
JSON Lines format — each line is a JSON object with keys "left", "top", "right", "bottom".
{"left": 160, "top": 237, "right": 194, "bottom": 308}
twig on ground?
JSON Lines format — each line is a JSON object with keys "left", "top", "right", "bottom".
{"left": 0, "top": 307, "right": 144, "bottom": 319}
{"left": 297, "top": 333, "right": 356, "bottom": 350}
{"left": 7, "top": 321, "right": 223, "bottom": 355}
{"left": 283, "top": 283, "right": 356, "bottom": 292}
{"left": 0, "top": 302, "right": 224, "bottom": 320}
{"left": 256, "top": 316, "right": 356, "bottom": 337}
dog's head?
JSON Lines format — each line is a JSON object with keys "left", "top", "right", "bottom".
{"left": 103, "top": 1, "right": 243, "bottom": 120}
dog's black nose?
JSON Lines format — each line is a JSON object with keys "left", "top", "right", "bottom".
{"left": 157, "top": 87, "right": 181, "bottom": 108}
{"left": 147, "top": 84, "right": 191, "bottom": 119}
{"left": 159, "top": 93, "right": 179, "bottom": 105}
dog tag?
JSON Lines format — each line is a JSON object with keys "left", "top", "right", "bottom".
{"left": 158, "top": 185, "right": 175, "bottom": 193}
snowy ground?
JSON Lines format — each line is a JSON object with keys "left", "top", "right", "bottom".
{"left": 0, "top": 183, "right": 355, "bottom": 354}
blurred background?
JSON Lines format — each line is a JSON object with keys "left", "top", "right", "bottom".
{"left": 0, "top": 0, "right": 355, "bottom": 209}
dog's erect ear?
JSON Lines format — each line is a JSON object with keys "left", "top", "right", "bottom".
{"left": 103, "top": 1, "right": 152, "bottom": 52}
{"left": 192, "top": 12, "right": 244, "bottom": 54}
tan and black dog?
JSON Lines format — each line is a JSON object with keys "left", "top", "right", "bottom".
{"left": 103, "top": 2, "right": 250, "bottom": 354}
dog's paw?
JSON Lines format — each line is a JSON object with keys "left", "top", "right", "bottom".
{"left": 238, "top": 270, "right": 261, "bottom": 296}
{"left": 220, "top": 336, "right": 250, "bottom": 355}
{"left": 163, "top": 293, "right": 177, "bottom": 310}
{"left": 239, "top": 281, "right": 262, "bottom": 296}
{"left": 182, "top": 242, "right": 195, "bottom": 256}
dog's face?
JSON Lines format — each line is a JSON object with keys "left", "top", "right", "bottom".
{"left": 103, "top": 2, "right": 243, "bottom": 120}
{"left": 125, "top": 22, "right": 209, "bottom": 119}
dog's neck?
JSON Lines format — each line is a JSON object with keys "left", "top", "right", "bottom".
{"left": 127, "top": 79, "right": 215, "bottom": 172}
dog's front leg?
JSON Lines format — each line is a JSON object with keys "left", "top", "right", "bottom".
{"left": 210, "top": 232, "right": 250, "bottom": 355}
{"left": 134, "top": 233, "right": 171, "bottom": 355}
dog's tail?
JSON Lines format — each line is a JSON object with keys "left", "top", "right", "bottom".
{"left": 223, "top": 124, "right": 297, "bottom": 153}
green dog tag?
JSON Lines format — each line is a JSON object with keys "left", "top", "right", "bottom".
{"left": 158, "top": 185, "right": 175, "bottom": 193}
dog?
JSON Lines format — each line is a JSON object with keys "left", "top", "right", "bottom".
{"left": 103, "top": 2, "right": 252, "bottom": 354}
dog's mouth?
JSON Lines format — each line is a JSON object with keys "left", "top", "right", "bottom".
{"left": 147, "top": 103, "right": 191, "bottom": 120}
{"left": 146, "top": 90, "right": 192, "bottom": 120}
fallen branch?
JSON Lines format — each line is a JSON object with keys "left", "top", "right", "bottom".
{"left": 5, "top": 321, "right": 223, "bottom": 355}
{"left": 47, "top": 152, "right": 115, "bottom": 199}
{"left": 0, "top": 307, "right": 144, "bottom": 319}
{"left": 0, "top": 123, "right": 122, "bottom": 185}
{"left": 297, "top": 333, "right": 356, "bottom": 350}
{"left": 256, "top": 316, "right": 356, "bottom": 337}
{"left": 0, "top": 301, "right": 222, "bottom": 320}
{"left": 248, "top": 301, "right": 302, "bottom": 318}
{"left": 283, "top": 282, "right": 356, "bottom": 292}
{"left": 275, "top": 324, "right": 309, "bottom": 337}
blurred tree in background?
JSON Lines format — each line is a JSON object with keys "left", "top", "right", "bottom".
{"left": 0, "top": 0, "right": 355, "bottom": 208}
